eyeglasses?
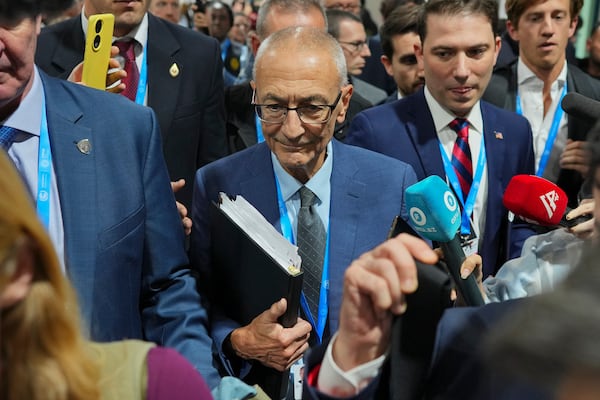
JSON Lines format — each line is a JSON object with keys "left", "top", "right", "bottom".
{"left": 253, "top": 91, "right": 342, "bottom": 125}
{"left": 339, "top": 40, "right": 368, "bottom": 53}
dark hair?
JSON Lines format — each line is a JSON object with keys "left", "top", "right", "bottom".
{"left": 380, "top": 3, "right": 419, "bottom": 60}
{"left": 505, "top": 0, "right": 583, "bottom": 29}
{"left": 0, "top": 0, "right": 73, "bottom": 19}
{"left": 326, "top": 9, "right": 363, "bottom": 40}
{"left": 206, "top": 1, "right": 234, "bottom": 27}
{"left": 379, "top": 0, "right": 419, "bottom": 22}
{"left": 417, "top": 0, "right": 498, "bottom": 44}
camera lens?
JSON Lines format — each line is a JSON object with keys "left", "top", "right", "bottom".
{"left": 93, "top": 35, "right": 101, "bottom": 50}
{"left": 95, "top": 19, "right": 103, "bottom": 33}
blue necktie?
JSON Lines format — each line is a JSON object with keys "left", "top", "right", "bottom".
{"left": 0, "top": 125, "right": 19, "bottom": 150}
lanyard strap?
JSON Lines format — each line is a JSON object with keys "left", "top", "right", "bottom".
{"left": 274, "top": 175, "right": 329, "bottom": 343}
{"left": 516, "top": 83, "right": 567, "bottom": 177}
{"left": 134, "top": 46, "right": 148, "bottom": 105}
{"left": 221, "top": 38, "right": 231, "bottom": 63}
{"left": 37, "top": 93, "right": 52, "bottom": 229}
{"left": 255, "top": 114, "right": 265, "bottom": 143}
{"left": 439, "top": 130, "right": 486, "bottom": 235}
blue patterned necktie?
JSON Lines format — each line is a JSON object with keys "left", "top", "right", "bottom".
{"left": 297, "top": 186, "right": 326, "bottom": 322}
{"left": 449, "top": 118, "right": 472, "bottom": 202}
{"left": 0, "top": 125, "right": 19, "bottom": 150}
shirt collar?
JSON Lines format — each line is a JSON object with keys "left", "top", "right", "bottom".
{"left": 423, "top": 86, "right": 484, "bottom": 134}
{"left": 271, "top": 141, "right": 334, "bottom": 203}
{"left": 517, "top": 58, "right": 568, "bottom": 86}
{"left": 80, "top": 8, "right": 149, "bottom": 48}
{"left": 2, "top": 67, "right": 43, "bottom": 137}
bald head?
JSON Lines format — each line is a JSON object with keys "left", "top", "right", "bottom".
{"left": 254, "top": 26, "right": 347, "bottom": 87}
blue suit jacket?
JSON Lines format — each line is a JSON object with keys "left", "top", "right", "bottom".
{"left": 344, "top": 89, "right": 536, "bottom": 276}
{"left": 190, "top": 140, "right": 417, "bottom": 378}
{"left": 41, "top": 72, "right": 220, "bottom": 387}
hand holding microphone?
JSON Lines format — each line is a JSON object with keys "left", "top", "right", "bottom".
{"left": 405, "top": 176, "right": 485, "bottom": 306}
{"left": 502, "top": 175, "right": 592, "bottom": 228}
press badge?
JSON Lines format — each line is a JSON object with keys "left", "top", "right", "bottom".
{"left": 460, "top": 233, "right": 479, "bottom": 257}
{"left": 291, "top": 359, "right": 305, "bottom": 399}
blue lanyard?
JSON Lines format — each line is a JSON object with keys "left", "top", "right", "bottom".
{"left": 439, "top": 128, "right": 486, "bottom": 235}
{"left": 274, "top": 175, "right": 329, "bottom": 344}
{"left": 221, "top": 38, "right": 231, "bottom": 63}
{"left": 516, "top": 83, "right": 567, "bottom": 177}
{"left": 255, "top": 115, "right": 265, "bottom": 143}
{"left": 37, "top": 94, "right": 52, "bottom": 229}
{"left": 134, "top": 46, "right": 148, "bottom": 105}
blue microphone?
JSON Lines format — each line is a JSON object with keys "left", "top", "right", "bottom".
{"left": 405, "top": 176, "right": 485, "bottom": 306}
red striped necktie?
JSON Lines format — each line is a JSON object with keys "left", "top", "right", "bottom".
{"left": 449, "top": 118, "right": 472, "bottom": 201}
{"left": 114, "top": 40, "right": 140, "bottom": 101}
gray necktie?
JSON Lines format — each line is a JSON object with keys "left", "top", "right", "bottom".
{"left": 297, "top": 186, "right": 326, "bottom": 321}
{"left": 0, "top": 126, "right": 19, "bottom": 150}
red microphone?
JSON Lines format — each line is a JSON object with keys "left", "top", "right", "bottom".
{"left": 503, "top": 175, "right": 568, "bottom": 226}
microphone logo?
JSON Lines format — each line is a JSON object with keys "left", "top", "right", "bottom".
{"left": 409, "top": 207, "right": 427, "bottom": 226}
{"left": 540, "top": 190, "right": 559, "bottom": 219}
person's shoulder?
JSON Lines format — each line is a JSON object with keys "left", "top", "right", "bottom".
{"left": 334, "top": 140, "right": 415, "bottom": 173}
{"left": 40, "top": 14, "right": 80, "bottom": 36}
{"left": 568, "top": 62, "right": 600, "bottom": 98}
{"left": 148, "top": 14, "right": 218, "bottom": 49}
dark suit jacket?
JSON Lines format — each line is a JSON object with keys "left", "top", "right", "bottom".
{"left": 190, "top": 140, "right": 417, "bottom": 383}
{"left": 35, "top": 13, "right": 228, "bottom": 209}
{"left": 40, "top": 72, "right": 220, "bottom": 387}
{"left": 304, "top": 300, "right": 550, "bottom": 400}
{"left": 224, "top": 83, "right": 373, "bottom": 152}
{"left": 344, "top": 89, "right": 536, "bottom": 276}
{"left": 425, "top": 301, "right": 551, "bottom": 400}
{"left": 483, "top": 62, "right": 600, "bottom": 207}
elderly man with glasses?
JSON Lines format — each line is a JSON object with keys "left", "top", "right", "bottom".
{"left": 190, "top": 26, "right": 417, "bottom": 397}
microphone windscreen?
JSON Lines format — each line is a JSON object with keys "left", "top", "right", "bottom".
{"left": 561, "top": 92, "right": 600, "bottom": 124}
{"left": 405, "top": 175, "right": 461, "bottom": 242}
{"left": 503, "top": 175, "right": 568, "bottom": 226}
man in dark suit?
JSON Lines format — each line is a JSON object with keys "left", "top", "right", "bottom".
{"left": 1, "top": 0, "right": 220, "bottom": 389}
{"left": 345, "top": 0, "right": 536, "bottom": 277}
{"left": 483, "top": 0, "right": 600, "bottom": 208}
{"left": 225, "top": 0, "right": 370, "bottom": 152}
{"left": 34, "top": 0, "right": 228, "bottom": 209}
{"left": 191, "top": 26, "right": 417, "bottom": 392}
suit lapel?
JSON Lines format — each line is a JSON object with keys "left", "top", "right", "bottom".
{"left": 328, "top": 141, "right": 366, "bottom": 331}
{"left": 239, "top": 144, "right": 281, "bottom": 232}
{"left": 146, "top": 15, "right": 181, "bottom": 144}
{"left": 404, "top": 92, "right": 446, "bottom": 179}
{"left": 40, "top": 74, "right": 98, "bottom": 297}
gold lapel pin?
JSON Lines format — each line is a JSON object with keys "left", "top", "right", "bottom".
{"left": 494, "top": 131, "right": 504, "bottom": 140}
{"left": 169, "top": 63, "right": 180, "bottom": 78}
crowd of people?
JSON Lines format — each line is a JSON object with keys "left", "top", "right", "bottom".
{"left": 3, "top": 0, "right": 600, "bottom": 399}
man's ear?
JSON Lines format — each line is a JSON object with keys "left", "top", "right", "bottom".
{"left": 506, "top": 19, "right": 519, "bottom": 42}
{"left": 0, "top": 239, "right": 35, "bottom": 310}
{"left": 336, "top": 84, "right": 353, "bottom": 124}
{"left": 380, "top": 55, "right": 393, "bottom": 77}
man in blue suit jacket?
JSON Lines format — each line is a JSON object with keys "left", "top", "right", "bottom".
{"left": 345, "top": 0, "right": 536, "bottom": 276}
{"left": 190, "top": 26, "right": 417, "bottom": 391}
{"left": 0, "top": 0, "right": 220, "bottom": 388}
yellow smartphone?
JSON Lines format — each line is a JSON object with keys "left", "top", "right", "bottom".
{"left": 82, "top": 13, "right": 115, "bottom": 90}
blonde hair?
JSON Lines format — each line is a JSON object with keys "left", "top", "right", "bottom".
{"left": 0, "top": 150, "right": 100, "bottom": 400}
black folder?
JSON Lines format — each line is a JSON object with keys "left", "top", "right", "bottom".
{"left": 210, "top": 195, "right": 304, "bottom": 399}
